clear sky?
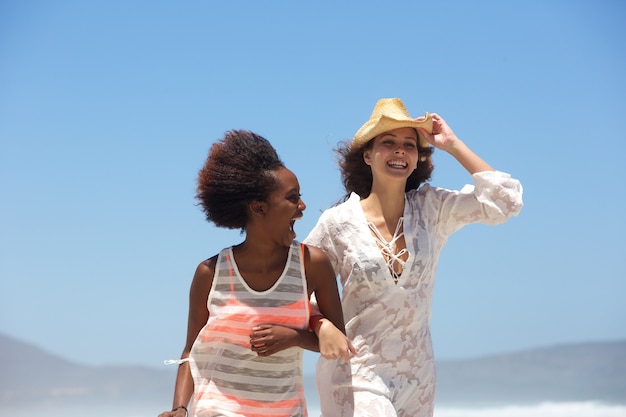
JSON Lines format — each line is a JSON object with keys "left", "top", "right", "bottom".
{"left": 1, "top": 0, "right": 624, "bottom": 376}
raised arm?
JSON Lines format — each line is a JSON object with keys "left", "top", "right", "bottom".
{"left": 419, "top": 113, "right": 494, "bottom": 175}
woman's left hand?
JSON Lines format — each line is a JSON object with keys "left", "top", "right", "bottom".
{"left": 419, "top": 113, "right": 460, "bottom": 152}
{"left": 250, "top": 324, "right": 298, "bottom": 356}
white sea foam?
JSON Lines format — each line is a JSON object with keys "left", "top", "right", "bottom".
{"left": 433, "top": 401, "right": 626, "bottom": 417}
{"left": 304, "top": 401, "right": 626, "bottom": 417}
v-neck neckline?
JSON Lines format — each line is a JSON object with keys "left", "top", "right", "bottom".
{"left": 352, "top": 193, "right": 413, "bottom": 285}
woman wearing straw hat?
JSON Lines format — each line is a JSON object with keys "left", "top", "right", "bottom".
{"left": 304, "top": 98, "right": 523, "bottom": 416}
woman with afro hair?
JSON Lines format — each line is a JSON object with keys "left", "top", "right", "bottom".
{"left": 159, "top": 130, "right": 354, "bottom": 417}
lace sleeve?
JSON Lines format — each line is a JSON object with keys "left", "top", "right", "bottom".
{"left": 303, "top": 211, "right": 340, "bottom": 274}
{"left": 471, "top": 170, "right": 523, "bottom": 219}
{"left": 434, "top": 170, "right": 523, "bottom": 236}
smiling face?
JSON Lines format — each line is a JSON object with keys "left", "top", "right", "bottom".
{"left": 363, "top": 127, "right": 419, "bottom": 182}
{"left": 263, "top": 167, "right": 306, "bottom": 246}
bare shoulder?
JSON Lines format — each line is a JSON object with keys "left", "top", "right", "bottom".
{"left": 191, "top": 254, "right": 218, "bottom": 292}
{"left": 198, "top": 254, "right": 218, "bottom": 274}
{"left": 302, "top": 244, "right": 335, "bottom": 294}
{"left": 302, "top": 244, "right": 331, "bottom": 266}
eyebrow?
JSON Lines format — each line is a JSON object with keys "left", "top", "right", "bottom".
{"left": 283, "top": 187, "right": 300, "bottom": 195}
{"left": 380, "top": 132, "right": 417, "bottom": 141}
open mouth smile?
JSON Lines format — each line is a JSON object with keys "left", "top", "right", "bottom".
{"left": 388, "top": 159, "right": 408, "bottom": 169}
{"left": 289, "top": 215, "right": 302, "bottom": 233}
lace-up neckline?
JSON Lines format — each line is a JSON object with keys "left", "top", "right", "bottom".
{"left": 368, "top": 217, "right": 406, "bottom": 284}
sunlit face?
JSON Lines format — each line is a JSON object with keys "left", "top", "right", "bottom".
{"left": 364, "top": 127, "right": 419, "bottom": 180}
{"left": 264, "top": 167, "right": 306, "bottom": 246}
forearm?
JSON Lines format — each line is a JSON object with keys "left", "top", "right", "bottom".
{"left": 296, "top": 328, "right": 321, "bottom": 352}
{"left": 310, "top": 315, "right": 332, "bottom": 335}
{"left": 446, "top": 139, "right": 494, "bottom": 175}
{"left": 171, "top": 361, "right": 194, "bottom": 411}
{"left": 310, "top": 316, "right": 356, "bottom": 360}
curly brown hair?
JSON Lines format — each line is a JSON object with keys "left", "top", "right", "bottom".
{"left": 195, "top": 130, "right": 284, "bottom": 230}
{"left": 336, "top": 130, "right": 435, "bottom": 200}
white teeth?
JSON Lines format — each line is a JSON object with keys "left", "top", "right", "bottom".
{"left": 388, "top": 161, "right": 407, "bottom": 168}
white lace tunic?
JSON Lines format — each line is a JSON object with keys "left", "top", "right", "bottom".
{"left": 304, "top": 171, "right": 523, "bottom": 417}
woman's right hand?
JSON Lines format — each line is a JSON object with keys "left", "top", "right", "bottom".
{"left": 315, "top": 318, "right": 357, "bottom": 361}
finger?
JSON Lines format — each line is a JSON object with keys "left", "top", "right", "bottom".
{"left": 252, "top": 342, "right": 270, "bottom": 352}
{"left": 320, "top": 351, "right": 336, "bottom": 360}
{"left": 340, "top": 343, "right": 357, "bottom": 361}
{"left": 251, "top": 336, "right": 270, "bottom": 346}
{"left": 250, "top": 330, "right": 270, "bottom": 344}
{"left": 257, "top": 343, "right": 280, "bottom": 356}
{"left": 254, "top": 347, "right": 268, "bottom": 355}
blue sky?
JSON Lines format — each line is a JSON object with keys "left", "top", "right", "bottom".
{"left": 1, "top": 0, "right": 624, "bottom": 376}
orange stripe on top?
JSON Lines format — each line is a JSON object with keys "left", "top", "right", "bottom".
{"left": 188, "top": 241, "right": 310, "bottom": 417}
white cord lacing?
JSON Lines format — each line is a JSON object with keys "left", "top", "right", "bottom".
{"left": 368, "top": 217, "right": 406, "bottom": 284}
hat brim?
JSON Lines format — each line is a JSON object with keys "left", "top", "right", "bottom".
{"left": 353, "top": 113, "right": 433, "bottom": 148}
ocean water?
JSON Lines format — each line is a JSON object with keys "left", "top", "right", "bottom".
{"left": 2, "top": 402, "right": 626, "bottom": 417}
{"left": 305, "top": 401, "right": 626, "bottom": 417}
{"left": 301, "top": 376, "right": 626, "bottom": 417}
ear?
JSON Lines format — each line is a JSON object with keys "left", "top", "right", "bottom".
{"left": 249, "top": 201, "right": 266, "bottom": 216}
{"left": 363, "top": 150, "right": 372, "bottom": 166}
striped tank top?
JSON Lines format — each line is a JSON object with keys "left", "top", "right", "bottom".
{"left": 188, "top": 241, "right": 310, "bottom": 417}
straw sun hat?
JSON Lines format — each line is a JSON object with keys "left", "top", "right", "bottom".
{"left": 353, "top": 98, "right": 433, "bottom": 149}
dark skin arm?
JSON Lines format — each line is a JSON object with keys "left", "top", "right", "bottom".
{"left": 249, "top": 323, "right": 320, "bottom": 355}
{"left": 304, "top": 244, "right": 356, "bottom": 360}
{"left": 250, "top": 245, "right": 355, "bottom": 360}
{"left": 158, "top": 258, "right": 215, "bottom": 417}
{"left": 161, "top": 246, "right": 354, "bottom": 417}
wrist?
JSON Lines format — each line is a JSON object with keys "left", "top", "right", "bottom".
{"left": 172, "top": 405, "right": 188, "bottom": 416}
{"left": 310, "top": 316, "right": 331, "bottom": 336}
{"left": 441, "top": 136, "right": 463, "bottom": 154}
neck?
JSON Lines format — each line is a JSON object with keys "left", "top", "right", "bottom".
{"left": 361, "top": 184, "right": 405, "bottom": 224}
{"left": 235, "top": 237, "right": 289, "bottom": 270}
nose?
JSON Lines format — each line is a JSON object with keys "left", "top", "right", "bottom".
{"left": 394, "top": 145, "right": 405, "bottom": 154}
{"left": 298, "top": 198, "right": 306, "bottom": 211}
